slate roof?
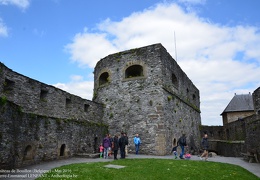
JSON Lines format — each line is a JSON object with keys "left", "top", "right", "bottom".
{"left": 221, "top": 94, "right": 254, "bottom": 114}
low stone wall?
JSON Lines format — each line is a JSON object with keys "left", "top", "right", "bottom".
{"left": 0, "top": 99, "right": 108, "bottom": 169}
{"left": 216, "top": 141, "right": 246, "bottom": 157}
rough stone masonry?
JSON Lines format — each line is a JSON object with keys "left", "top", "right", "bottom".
{"left": 0, "top": 43, "right": 201, "bottom": 169}
{"left": 93, "top": 43, "right": 201, "bottom": 155}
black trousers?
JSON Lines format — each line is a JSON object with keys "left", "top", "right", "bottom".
{"left": 120, "top": 146, "right": 126, "bottom": 158}
{"left": 114, "top": 150, "right": 118, "bottom": 159}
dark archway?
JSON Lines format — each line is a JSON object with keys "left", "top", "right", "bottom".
{"left": 23, "top": 145, "right": 33, "bottom": 160}
{"left": 60, "top": 144, "right": 66, "bottom": 156}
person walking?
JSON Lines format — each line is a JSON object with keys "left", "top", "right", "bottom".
{"left": 112, "top": 134, "right": 119, "bottom": 160}
{"left": 177, "top": 134, "right": 187, "bottom": 159}
{"left": 200, "top": 133, "right": 209, "bottom": 161}
{"left": 171, "top": 145, "right": 178, "bottom": 159}
{"left": 119, "top": 132, "right": 128, "bottom": 159}
{"left": 102, "top": 134, "right": 111, "bottom": 159}
{"left": 133, "top": 134, "right": 141, "bottom": 155}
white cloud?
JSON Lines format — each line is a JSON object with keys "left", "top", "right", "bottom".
{"left": 53, "top": 75, "right": 94, "bottom": 100}
{"left": 0, "top": 18, "right": 8, "bottom": 37}
{"left": 65, "top": 2, "right": 260, "bottom": 125}
{"left": 0, "top": 0, "right": 30, "bottom": 9}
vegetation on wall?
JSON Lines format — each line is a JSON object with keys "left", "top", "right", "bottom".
{"left": 0, "top": 96, "right": 7, "bottom": 106}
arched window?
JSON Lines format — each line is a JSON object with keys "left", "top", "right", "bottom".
{"left": 171, "top": 73, "right": 178, "bottom": 88}
{"left": 23, "top": 145, "right": 33, "bottom": 160}
{"left": 99, "top": 72, "right": 109, "bottom": 86}
{"left": 125, "top": 65, "right": 143, "bottom": 78}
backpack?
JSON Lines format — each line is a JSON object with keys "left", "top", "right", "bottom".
{"left": 179, "top": 137, "right": 186, "bottom": 145}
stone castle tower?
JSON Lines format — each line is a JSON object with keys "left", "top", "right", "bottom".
{"left": 93, "top": 43, "right": 201, "bottom": 155}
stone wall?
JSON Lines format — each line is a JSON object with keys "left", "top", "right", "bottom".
{"left": 93, "top": 43, "right": 201, "bottom": 155}
{"left": 0, "top": 99, "right": 107, "bottom": 169}
{"left": 253, "top": 87, "right": 260, "bottom": 115}
{"left": 200, "top": 125, "right": 224, "bottom": 140}
{"left": 0, "top": 62, "right": 103, "bottom": 123}
{"left": 244, "top": 114, "right": 260, "bottom": 161}
{"left": 216, "top": 141, "right": 246, "bottom": 157}
{"left": 0, "top": 62, "right": 108, "bottom": 169}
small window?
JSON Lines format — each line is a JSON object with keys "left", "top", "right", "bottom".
{"left": 99, "top": 72, "right": 109, "bottom": 86}
{"left": 171, "top": 74, "right": 178, "bottom": 88}
{"left": 66, "top": 98, "right": 71, "bottom": 108}
{"left": 4, "top": 79, "right": 15, "bottom": 92}
{"left": 40, "top": 90, "right": 48, "bottom": 100}
{"left": 84, "top": 104, "right": 90, "bottom": 112}
{"left": 192, "top": 94, "right": 196, "bottom": 100}
{"left": 125, "top": 65, "right": 143, "bottom": 78}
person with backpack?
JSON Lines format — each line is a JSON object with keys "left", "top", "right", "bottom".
{"left": 177, "top": 134, "right": 187, "bottom": 159}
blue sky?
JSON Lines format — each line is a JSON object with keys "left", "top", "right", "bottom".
{"left": 0, "top": 0, "right": 260, "bottom": 125}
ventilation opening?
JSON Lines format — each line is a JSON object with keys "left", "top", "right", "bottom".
{"left": 4, "top": 78, "right": 15, "bottom": 92}
{"left": 40, "top": 89, "right": 48, "bottom": 100}
{"left": 172, "top": 138, "right": 177, "bottom": 146}
{"left": 171, "top": 74, "right": 178, "bottom": 88}
{"left": 99, "top": 72, "right": 109, "bottom": 86}
{"left": 66, "top": 98, "right": 71, "bottom": 108}
{"left": 125, "top": 65, "right": 143, "bottom": 78}
{"left": 23, "top": 145, "right": 33, "bottom": 160}
{"left": 192, "top": 94, "right": 196, "bottom": 100}
{"left": 60, "top": 144, "right": 66, "bottom": 156}
{"left": 84, "top": 104, "right": 90, "bottom": 112}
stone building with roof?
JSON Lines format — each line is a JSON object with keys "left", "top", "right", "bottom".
{"left": 221, "top": 93, "right": 254, "bottom": 125}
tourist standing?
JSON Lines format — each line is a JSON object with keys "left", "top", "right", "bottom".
{"left": 119, "top": 132, "right": 128, "bottom": 159}
{"left": 177, "top": 134, "right": 187, "bottom": 159}
{"left": 102, "top": 134, "right": 111, "bottom": 159}
{"left": 200, "top": 133, "right": 209, "bottom": 161}
{"left": 133, "top": 134, "right": 141, "bottom": 155}
{"left": 112, "top": 134, "right": 119, "bottom": 160}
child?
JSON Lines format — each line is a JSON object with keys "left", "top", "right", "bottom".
{"left": 171, "top": 145, "right": 178, "bottom": 159}
{"left": 184, "top": 153, "right": 191, "bottom": 160}
{"left": 99, "top": 144, "right": 104, "bottom": 158}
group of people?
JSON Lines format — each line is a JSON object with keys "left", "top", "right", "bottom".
{"left": 172, "top": 133, "right": 209, "bottom": 161}
{"left": 100, "top": 132, "right": 134, "bottom": 160}
{"left": 100, "top": 132, "right": 209, "bottom": 161}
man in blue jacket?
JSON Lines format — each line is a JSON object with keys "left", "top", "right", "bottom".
{"left": 133, "top": 134, "right": 141, "bottom": 155}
